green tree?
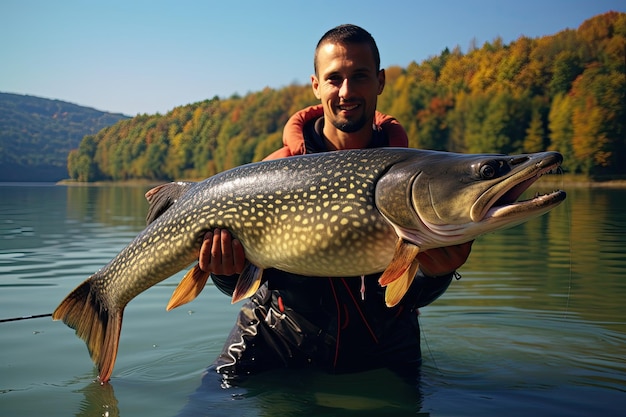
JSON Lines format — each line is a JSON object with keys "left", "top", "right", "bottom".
{"left": 143, "top": 134, "right": 169, "bottom": 180}
{"left": 549, "top": 51, "right": 584, "bottom": 96}
{"left": 462, "top": 92, "right": 491, "bottom": 153}
{"left": 67, "top": 149, "right": 79, "bottom": 180}
{"left": 524, "top": 108, "right": 546, "bottom": 152}
{"left": 69, "top": 135, "right": 99, "bottom": 181}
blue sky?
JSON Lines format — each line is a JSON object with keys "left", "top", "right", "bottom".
{"left": 1, "top": 0, "right": 623, "bottom": 116}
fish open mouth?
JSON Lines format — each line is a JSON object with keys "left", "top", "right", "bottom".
{"left": 471, "top": 153, "right": 566, "bottom": 222}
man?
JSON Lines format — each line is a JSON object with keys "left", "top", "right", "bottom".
{"left": 200, "top": 24, "right": 472, "bottom": 378}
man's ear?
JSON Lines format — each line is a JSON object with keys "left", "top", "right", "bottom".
{"left": 311, "top": 74, "right": 321, "bottom": 99}
{"left": 377, "top": 69, "right": 386, "bottom": 95}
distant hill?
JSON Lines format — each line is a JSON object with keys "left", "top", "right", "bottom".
{"left": 0, "top": 93, "right": 129, "bottom": 182}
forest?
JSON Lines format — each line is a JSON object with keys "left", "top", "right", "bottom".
{"left": 67, "top": 12, "right": 625, "bottom": 182}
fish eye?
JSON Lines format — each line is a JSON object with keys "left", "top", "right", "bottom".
{"left": 479, "top": 162, "right": 497, "bottom": 179}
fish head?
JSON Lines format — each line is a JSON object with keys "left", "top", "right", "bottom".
{"left": 375, "top": 150, "right": 566, "bottom": 248}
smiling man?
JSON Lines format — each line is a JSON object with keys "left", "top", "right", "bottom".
{"left": 312, "top": 34, "right": 385, "bottom": 145}
{"left": 200, "top": 24, "right": 473, "bottom": 379}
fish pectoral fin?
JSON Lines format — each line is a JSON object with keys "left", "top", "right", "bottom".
{"left": 52, "top": 277, "right": 122, "bottom": 383}
{"left": 384, "top": 256, "right": 420, "bottom": 307}
{"left": 378, "top": 239, "right": 421, "bottom": 287}
{"left": 166, "top": 264, "right": 210, "bottom": 311}
{"left": 231, "top": 263, "right": 264, "bottom": 304}
{"left": 378, "top": 239, "right": 421, "bottom": 307}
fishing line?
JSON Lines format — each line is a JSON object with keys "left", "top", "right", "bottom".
{"left": 418, "top": 314, "right": 441, "bottom": 374}
{"left": 560, "top": 171, "right": 573, "bottom": 320}
{"left": 0, "top": 313, "right": 52, "bottom": 323}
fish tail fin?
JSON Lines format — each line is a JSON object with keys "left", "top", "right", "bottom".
{"left": 52, "top": 278, "right": 123, "bottom": 383}
{"left": 378, "top": 239, "right": 421, "bottom": 287}
{"left": 166, "top": 264, "right": 210, "bottom": 311}
{"left": 231, "top": 263, "right": 264, "bottom": 304}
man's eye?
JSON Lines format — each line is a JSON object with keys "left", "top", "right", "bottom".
{"left": 351, "top": 72, "right": 371, "bottom": 82}
{"left": 327, "top": 76, "right": 343, "bottom": 84}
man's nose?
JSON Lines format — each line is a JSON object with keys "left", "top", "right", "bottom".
{"left": 339, "top": 78, "right": 352, "bottom": 99}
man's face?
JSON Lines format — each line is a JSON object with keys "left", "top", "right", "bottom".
{"left": 312, "top": 42, "right": 385, "bottom": 134}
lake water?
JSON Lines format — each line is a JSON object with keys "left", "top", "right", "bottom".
{"left": 0, "top": 182, "right": 624, "bottom": 416}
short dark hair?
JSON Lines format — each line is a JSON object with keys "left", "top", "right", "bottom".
{"left": 314, "top": 24, "right": 381, "bottom": 75}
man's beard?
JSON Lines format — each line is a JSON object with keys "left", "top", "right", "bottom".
{"left": 331, "top": 113, "right": 367, "bottom": 133}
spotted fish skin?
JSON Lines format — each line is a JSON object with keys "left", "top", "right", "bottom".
{"left": 186, "top": 149, "right": 404, "bottom": 276}
{"left": 84, "top": 150, "right": 404, "bottom": 307}
{"left": 53, "top": 147, "right": 566, "bottom": 382}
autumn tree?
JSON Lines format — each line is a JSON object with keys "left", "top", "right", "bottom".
{"left": 66, "top": 12, "right": 626, "bottom": 182}
{"left": 548, "top": 93, "right": 575, "bottom": 171}
{"left": 570, "top": 64, "right": 625, "bottom": 176}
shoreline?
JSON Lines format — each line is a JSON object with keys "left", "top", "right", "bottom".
{"left": 56, "top": 179, "right": 166, "bottom": 187}
{"left": 55, "top": 175, "right": 626, "bottom": 189}
{"left": 534, "top": 175, "right": 626, "bottom": 189}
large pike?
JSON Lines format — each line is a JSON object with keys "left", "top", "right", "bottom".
{"left": 53, "top": 148, "right": 566, "bottom": 382}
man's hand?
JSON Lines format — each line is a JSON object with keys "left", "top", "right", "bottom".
{"left": 416, "top": 241, "right": 474, "bottom": 277}
{"left": 198, "top": 229, "right": 246, "bottom": 275}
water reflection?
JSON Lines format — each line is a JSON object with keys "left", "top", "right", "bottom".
{"left": 65, "top": 184, "right": 151, "bottom": 228}
{"left": 456, "top": 186, "right": 626, "bottom": 329}
{"left": 76, "top": 381, "right": 119, "bottom": 417}
{"left": 175, "top": 366, "right": 425, "bottom": 417}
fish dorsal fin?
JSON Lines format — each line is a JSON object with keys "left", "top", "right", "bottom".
{"left": 378, "top": 239, "right": 421, "bottom": 287}
{"left": 231, "top": 263, "right": 264, "bottom": 304}
{"left": 166, "top": 264, "right": 210, "bottom": 311}
{"left": 145, "top": 181, "right": 195, "bottom": 225}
